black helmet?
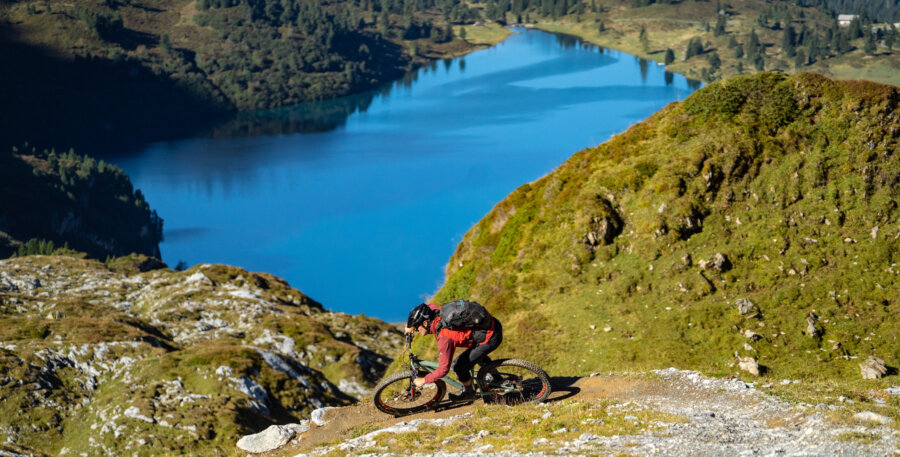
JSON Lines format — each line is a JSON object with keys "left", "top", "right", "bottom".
{"left": 407, "top": 303, "right": 437, "bottom": 329}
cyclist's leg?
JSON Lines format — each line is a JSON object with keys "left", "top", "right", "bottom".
{"left": 455, "top": 319, "right": 504, "bottom": 382}
{"left": 452, "top": 349, "right": 476, "bottom": 383}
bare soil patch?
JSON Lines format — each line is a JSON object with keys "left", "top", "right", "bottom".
{"left": 277, "top": 375, "right": 653, "bottom": 454}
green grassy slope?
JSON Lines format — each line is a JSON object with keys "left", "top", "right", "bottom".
{"left": 433, "top": 72, "right": 899, "bottom": 384}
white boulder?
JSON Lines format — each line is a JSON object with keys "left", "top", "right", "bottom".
{"left": 236, "top": 422, "right": 310, "bottom": 453}
{"left": 852, "top": 411, "right": 892, "bottom": 425}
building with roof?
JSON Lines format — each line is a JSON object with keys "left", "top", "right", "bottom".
{"left": 838, "top": 14, "right": 858, "bottom": 27}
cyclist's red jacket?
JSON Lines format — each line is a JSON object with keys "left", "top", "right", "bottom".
{"left": 422, "top": 304, "right": 496, "bottom": 384}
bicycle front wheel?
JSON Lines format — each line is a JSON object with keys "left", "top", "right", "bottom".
{"left": 477, "top": 359, "right": 551, "bottom": 405}
{"left": 372, "top": 370, "right": 446, "bottom": 416}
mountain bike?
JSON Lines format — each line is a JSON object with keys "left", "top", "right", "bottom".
{"left": 372, "top": 334, "right": 552, "bottom": 417}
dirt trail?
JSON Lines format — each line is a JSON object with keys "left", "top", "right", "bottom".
{"left": 266, "top": 370, "right": 899, "bottom": 457}
{"left": 278, "top": 375, "right": 660, "bottom": 454}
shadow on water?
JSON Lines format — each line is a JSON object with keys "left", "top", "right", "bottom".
{"left": 541, "top": 27, "right": 702, "bottom": 89}
{"left": 553, "top": 31, "right": 605, "bottom": 53}
{"left": 201, "top": 54, "right": 442, "bottom": 138}
{"left": 206, "top": 90, "right": 381, "bottom": 138}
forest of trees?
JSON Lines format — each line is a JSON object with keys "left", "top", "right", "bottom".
{"left": 1, "top": 0, "right": 484, "bottom": 150}
{"left": 0, "top": 144, "right": 164, "bottom": 259}
{"left": 823, "top": 0, "right": 900, "bottom": 21}
{"left": 161, "top": 0, "right": 481, "bottom": 109}
{"left": 5, "top": 0, "right": 900, "bottom": 150}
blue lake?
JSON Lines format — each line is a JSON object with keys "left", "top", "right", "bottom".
{"left": 111, "top": 28, "right": 699, "bottom": 322}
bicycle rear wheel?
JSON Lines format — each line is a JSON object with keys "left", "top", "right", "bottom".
{"left": 372, "top": 370, "right": 446, "bottom": 416}
{"left": 477, "top": 359, "right": 551, "bottom": 405}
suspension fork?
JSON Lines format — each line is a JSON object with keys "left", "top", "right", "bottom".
{"left": 405, "top": 334, "right": 419, "bottom": 395}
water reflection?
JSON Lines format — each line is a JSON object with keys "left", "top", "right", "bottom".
{"left": 638, "top": 56, "right": 649, "bottom": 83}
{"left": 113, "top": 28, "right": 701, "bottom": 321}
{"left": 207, "top": 92, "right": 378, "bottom": 138}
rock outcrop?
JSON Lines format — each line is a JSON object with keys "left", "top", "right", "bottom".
{"left": 0, "top": 255, "right": 403, "bottom": 456}
{"left": 859, "top": 356, "right": 888, "bottom": 380}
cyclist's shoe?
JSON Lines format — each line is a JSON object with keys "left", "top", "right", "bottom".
{"left": 449, "top": 385, "right": 476, "bottom": 402}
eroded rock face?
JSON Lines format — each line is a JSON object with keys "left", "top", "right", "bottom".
{"left": 735, "top": 298, "right": 756, "bottom": 315}
{"left": 583, "top": 197, "right": 624, "bottom": 248}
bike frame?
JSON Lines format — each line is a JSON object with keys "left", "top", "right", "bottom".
{"left": 405, "top": 341, "right": 498, "bottom": 399}
{"left": 409, "top": 354, "right": 466, "bottom": 390}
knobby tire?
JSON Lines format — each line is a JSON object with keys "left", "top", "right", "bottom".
{"left": 477, "top": 358, "right": 552, "bottom": 405}
{"left": 372, "top": 370, "right": 446, "bottom": 416}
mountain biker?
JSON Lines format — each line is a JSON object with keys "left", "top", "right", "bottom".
{"left": 404, "top": 302, "right": 503, "bottom": 401}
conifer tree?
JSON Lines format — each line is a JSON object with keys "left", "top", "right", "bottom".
{"left": 714, "top": 14, "right": 726, "bottom": 36}
{"left": 753, "top": 54, "right": 764, "bottom": 70}
{"left": 793, "top": 49, "right": 806, "bottom": 68}
{"left": 849, "top": 17, "right": 862, "bottom": 39}
{"left": 639, "top": 25, "right": 649, "bottom": 52}
{"left": 706, "top": 51, "right": 720, "bottom": 72}
{"left": 783, "top": 25, "right": 796, "bottom": 57}
{"left": 864, "top": 32, "right": 876, "bottom": 55}
{"left": 749, "top": 29, "right": 760, "bottom": 52}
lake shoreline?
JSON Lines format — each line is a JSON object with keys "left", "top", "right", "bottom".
{"left": 526, "top": 22, "right": 700, "bottom": 86}
{"left": 113, "top": 28, "right": 699, "bottom": 322}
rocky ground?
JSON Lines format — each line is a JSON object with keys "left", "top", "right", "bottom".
{"left": 0, "top": 255, "right": 404, "bottom": 456}
{"left": 248, "top": 369, "right": 899, "bottom": 457}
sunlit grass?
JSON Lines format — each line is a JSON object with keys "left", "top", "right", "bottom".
{"left": 338, "top": 399, "right": 687, "bottom": 455}
{"left": 459, "top": 23, "right": 514, "bottom": 46}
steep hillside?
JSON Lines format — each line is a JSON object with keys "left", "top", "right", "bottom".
{"left": 0, "top": 255, "right": 403, "bottom": 456}
{"left": 433, "top": 72, "right": 899, "bottom": 383}
{"left": 0, "top": 145, "right": 163, "bottom": 260}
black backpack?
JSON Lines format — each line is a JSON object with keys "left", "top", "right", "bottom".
{"left": 437, "top": 300, "right": 492, "bottom": 331}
